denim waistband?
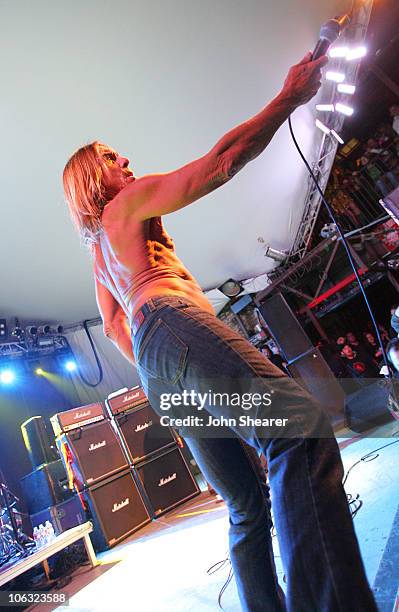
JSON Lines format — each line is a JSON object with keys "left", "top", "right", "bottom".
{"left": 130, "top": 295, "right": 197, "bottom": 337}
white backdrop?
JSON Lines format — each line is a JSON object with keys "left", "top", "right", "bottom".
{"left": 0, "top": 0, "right": 350, "bottom": 324}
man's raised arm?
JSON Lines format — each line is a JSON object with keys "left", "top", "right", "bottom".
{"left": 121, "top": 51, "right": 327, "bottom": 221}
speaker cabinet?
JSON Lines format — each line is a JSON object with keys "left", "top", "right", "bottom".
{"left": 259, "top": 293, "right": 345, "bottom": 416}
{"left": 56, "top": 420, "right": 129, "bottom": 490}
{"left": 135, "top": 446, "right": 200, "bottom": 517}
{"left": 287, "top": 348, "right": 345, "bottom": 415}
{"left": 345, "top": 381, "right": 394, "bottom": 433}
{"left": 20, "top": 460, "right": 72, "bottom": 514}
{"left": 82, "top": 469, "right": 151, "bottom": 551}
{"left": 259, "top": 293, "right": 312, "bottom": 361}
{"left": 30, "top": 495, "right": 85, "bottom": 536}
{"left": 21, "top": 416, "right": 58, "bottom": 470}
{"left": 114, "top": 403, "right": 176, "bottom": 465}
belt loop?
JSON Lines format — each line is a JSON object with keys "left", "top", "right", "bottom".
{"left": 147, "top": 298, "right": 156, "bottom": 312}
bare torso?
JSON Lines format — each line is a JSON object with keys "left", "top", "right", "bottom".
{"left": 93, "top": 193, "right": 214, "bottom": 324}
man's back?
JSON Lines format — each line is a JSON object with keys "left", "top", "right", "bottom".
{"left": 94, "top": 201, "right": 214, "bottom": 321}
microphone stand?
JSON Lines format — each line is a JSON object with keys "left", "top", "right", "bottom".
{"left": 0, "top": 465, "right": 28, "bottom": 558}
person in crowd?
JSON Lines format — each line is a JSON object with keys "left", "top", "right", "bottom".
{"left": 382, "top": 338, "right": 399, "bottom": 421}
{"left": 336, "top": 335, "right": 346, "bottom": 349}
{"left": 260, "top": 343, "right": 287, "bottom": 372}
{"left": 389, "top": 105, "right": 399, "bottom": 137}
{"left": 340, "top": 344, "right": 378, "bottom": 380}
{"left": 391, "top": 304, "right": 399, "bottom": 336}
{"left": 363, "top": 331, "right": 383, "bottom": 364}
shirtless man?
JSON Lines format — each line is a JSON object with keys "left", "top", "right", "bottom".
{"left": 63, "top": 52, "right": 376, "bottom": 611}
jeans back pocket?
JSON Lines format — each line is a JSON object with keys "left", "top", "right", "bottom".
{"left": 136, "top": 318, "right": 188, "bottom": 384}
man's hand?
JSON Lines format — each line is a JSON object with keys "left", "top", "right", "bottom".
{"left": 280, "top": 51, "right": 329, "bottom": 107}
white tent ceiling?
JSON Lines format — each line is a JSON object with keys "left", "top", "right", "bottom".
{"left": 1, "top": 0, "right": 350, "bottom": 325}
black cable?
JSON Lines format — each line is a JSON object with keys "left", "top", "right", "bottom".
{"left": 288, "top": 116, "right": 395, "bottom": 391}
{"left": 342, "top": 435, "right": 399, "bottom": 487}
{"left": 74, "top": 320, "right": 104, "bottom": 388}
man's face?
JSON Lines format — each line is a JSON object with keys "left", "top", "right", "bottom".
{"left": 98, "top": 144, "right": 135, "bottom": 200}
{"left": 365, "top": 333, "right": 374, "bottom": 344}
{"left": 341, "top": 345, "right": 354, "bottom": 359}
{"left": 347, "top": 332, "right": 357, "bottom": 343}
{"left": 389, "top": 347, "right": 399, "bottom": 372}
{"left": 336, "top": 336, "right": 346, "bottom": 346}
{"left": 390, "top": 105, "right": 399, "bottom": 117}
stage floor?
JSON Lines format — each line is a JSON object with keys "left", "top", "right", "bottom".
{"left": 27, "top": 421, "right": 399, "bottom": 612}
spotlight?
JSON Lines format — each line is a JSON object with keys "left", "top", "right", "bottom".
{"left": 0, "top": 369, "right": 15, "bottom": 384}
{"left": 218, "top": 279, "right": 243, "bottom": 298}
{"left": 56, "top": 325, "right": 64, "bottom": 334}
{"left": 346, "top": 46, "right": 367, "bottom": 61}
{"left": 315, "top": 119, "right": 331, "bottom": 135}
{"left": 38, "top": 325, "right": 51, "bottom": 335}
{"left": 325, "top": 71, "right": 345, "bottom": 83}
{"left": 264, "top": 246, "right": 288, "bottom": 263}
{"left": 35, "top": 367, "right": 44, "bottom": 376}
{"left": 0, "top": 319, "right": 6, "bottom": 338}
{"left": 315, "top": 104, "right": 335, "bottom": 112}
{"left": 65, "top": 360, "right": 77, "bottom": 372}
{"left": 331, "top": 129, "right": 345, "bottom": 145}
{"left": 11, "top": 326, "right": 24, "bottom": 339}
{"left": 337, "top": 83, "right": 356, "bottom": 95}
{"left": 328, "top": 46, "right": 349, "bottom": 58}
{"left": 335, "top": 102, "right": 354, "bottom": 116}
{"left": 26, "top": 326, "right": 38, "bottom": 336}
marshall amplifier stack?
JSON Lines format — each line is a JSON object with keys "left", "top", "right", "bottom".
{"left": 50, "top": 387, "right": 200, "bottom": 551}
{"left": 106, "top": 386, "right": 200, "bottom": 518}
{"left": 51, "top": 401, "right": 151, "bottom": 551}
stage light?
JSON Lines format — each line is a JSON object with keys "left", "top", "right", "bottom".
{"left": 38, "top": 325, "right": 51, "bottom": 335}
{"left": 0, "top": 319, "right": 6, "bottom": 338}
{"left": 0, "top": 369, "right": 15, "bottom": 384}
{"left": 11, "top": 326, "right": 24, "bottom": 339}
{"left": 315, "top": 119, "right": 331, "bottom": 135}
{"left": 346, "top": 46, "right": 367, "bottom": 61}
{"left": 331, "top": 129, "right": 345, "bottom": 144}
{"left": 218, "top": 279, "right": 243, "bottom": 298}
{"left": 264, "top": 246, "right": 288, "bottom": 263}
{"left": 35, "top": 367, "right": 44, "bottom": 376}
{"left": 315, "top": 104, "right": 335, "bottom": 112}
{"left": 65, "top": 360, "right": 77, "bottom": 372}
{"left": 326, "top": 71, "right": 345, "bottom": 83}
{"left": 26, "top": 326, "right": 38, "bottom": 336}
{"left": 328, "top": 46, "right": 349, "bottom": 58}
{"left": 335, "top": 102, "right": 354, "bottom": 116}
{"left": 337, "top": 83, "right": 356, "bottom": 95}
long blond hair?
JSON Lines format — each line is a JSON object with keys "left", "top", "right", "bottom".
{"left": 63, "top": 141, "right": 108, "bottom": 248}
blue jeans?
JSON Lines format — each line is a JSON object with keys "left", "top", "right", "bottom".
{"left": 132, "top": 295, "right": 377, "bottom": 612}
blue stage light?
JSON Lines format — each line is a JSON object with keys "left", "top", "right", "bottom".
{"left": 0, "top": 369, "right": 15, "bottom": 384}
{"left": 65, "top": 360, "right": 77, "bottom": 372}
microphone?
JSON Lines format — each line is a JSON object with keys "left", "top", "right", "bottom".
{"left": 312, "top": 14, "right": 351, "bottom": 60}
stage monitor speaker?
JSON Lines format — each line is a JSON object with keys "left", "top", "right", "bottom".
{"left": 30, "top": 495, "right": 85, "bottom": 536}
{"left": 287, "top": 347, "right": 345, "bottom": 415}
{"left": 114, "top": 403, "right": 176, "bottom": 465}
{"left": 20, "top": 460, "right": 72, "bottom": 515}
{"left": 82, "top": 468, "right": 151, "bottom": 551}
{"left": 56, "top": 420, "right": 129, "bottom": 490}
{"left": 135, "top": 446, "right": 200, "bottom": 517}
{"left": 259, "top": 293, "right": 312, "bottom": 361}
{"left": 345, "top": 381, "right": 394, "bottom": 433}
{"left": 21, "top": 416, "right": 58, "bottom": 470}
